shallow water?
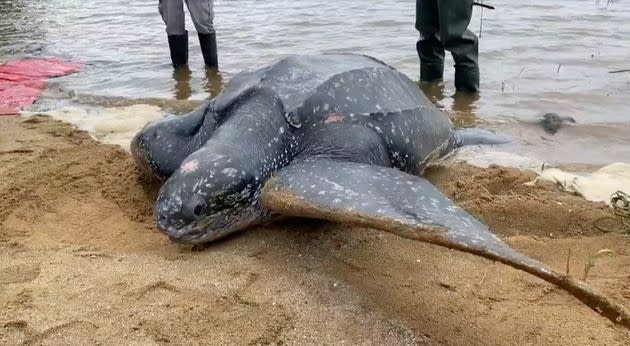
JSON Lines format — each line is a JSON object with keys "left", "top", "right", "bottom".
{"left": 1, "top": 0, "right": 629, "bottom": 166}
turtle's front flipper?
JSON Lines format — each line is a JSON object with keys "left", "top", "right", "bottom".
{"left": 261, "top": 159, "right": 630, "bottom": 327}
{"left": 132, "top": 100, "right": 217, "bottom": 180}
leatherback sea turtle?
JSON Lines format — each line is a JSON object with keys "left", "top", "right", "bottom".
{"left": 132, "top": 53, "right": 629, "bottom": 327}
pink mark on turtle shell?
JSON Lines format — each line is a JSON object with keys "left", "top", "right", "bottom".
{"left": 324, "top": 113, "right": 345, "bottom": 124}
{"left": 180, "top": 160, "right": 199, "bottom": 174}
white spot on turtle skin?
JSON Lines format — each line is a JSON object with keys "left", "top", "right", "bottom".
{"left": 222, "top": 168, "right": 238, "bottom": 177}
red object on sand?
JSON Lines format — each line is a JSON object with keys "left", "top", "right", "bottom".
{"left": 0, "top": 58, "right": 82, "bottom": 115}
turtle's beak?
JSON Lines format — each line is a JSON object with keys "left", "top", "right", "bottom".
{"left": 156, "top": 216, "right": 208, "bottom": 244}
{"left": 167, "top": 228, "right": 207, "bottom": 244}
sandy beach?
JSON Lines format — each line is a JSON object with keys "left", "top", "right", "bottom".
{"left": 1, "top": 115, "right": 629, "bottom": 345}
{"left": 2, "top": 0, "right": 630, "bottom": 344}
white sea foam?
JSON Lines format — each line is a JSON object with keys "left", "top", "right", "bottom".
{"left": 22, "top": 104, "right": 165, "bottom": 151}
{"left": 452, "top": 147, "right": 630, "bottom": 204}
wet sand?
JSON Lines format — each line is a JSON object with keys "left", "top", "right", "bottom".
{"left": 1, "top": 115, "right": 629, "bottom": 345}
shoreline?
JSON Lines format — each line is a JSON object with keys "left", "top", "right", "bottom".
{"left": 1, "top": 115, "right": 629, "bottom": 344}
{"left": 23, "top": 93, "right": 630, "bottom": 206}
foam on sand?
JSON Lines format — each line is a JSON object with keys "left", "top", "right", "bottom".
{"left": 22, "top": 104, "right": 165, "bottom": 151}
{"left": 452, "top": 147, "right": 630, "bottom": 204}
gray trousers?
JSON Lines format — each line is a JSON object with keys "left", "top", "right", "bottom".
{"left": 159, "top": 0, "right": 215, "bottom": 36}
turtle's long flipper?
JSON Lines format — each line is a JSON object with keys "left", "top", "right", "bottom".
{"left": 261, "top": 159, "right": 630, "bottom": 327}
{"left": 132, "top": 100, "right": 217, "bottom": 179}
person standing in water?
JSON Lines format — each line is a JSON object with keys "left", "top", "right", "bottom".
{"left": 415, "top": 0, "right": 478, "bottom": 93}
{"left": 159, "top": 0, "right": 218, "bottom": 69}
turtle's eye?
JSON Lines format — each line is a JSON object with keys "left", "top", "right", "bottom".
{"left": 193, "top": 204, "right": 204, "bottom": 216}
{"left": 182, "top": 195, "right": 206, "bottom": 220}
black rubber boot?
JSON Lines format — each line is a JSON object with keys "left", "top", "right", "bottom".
{"left": 168, "top": 31, "right": 189, "bottom": 68}
{"left": 417, "top": 36, "right": 444, "bottom": 81}
{"left": 416, "top": 0, "right": 444, "bottom": 82}
{"left": 454, "top": 65, "right": 480, "bottom": 93}
{"left": 420, "top": 61, "right": 444, "bottom": 82}
{"left": 198, "top": 32, "right": 218, "bottom": 69}
{"left": 436, "top": 0, "right": 479, "bottom": 93}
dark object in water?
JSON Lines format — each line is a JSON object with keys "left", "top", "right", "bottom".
{"left": 538, "top": 112, "right": 576, "bottom": 134}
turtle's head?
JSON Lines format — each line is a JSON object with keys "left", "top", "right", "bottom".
{"left": 154, "top": 147, "right": 264, "bottom": 244}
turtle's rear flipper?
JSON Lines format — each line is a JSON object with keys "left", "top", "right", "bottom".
{"left": 453, "top": 127, "right": 510, "bottom": 147}
{"left": 261, "top": 159, "right": 630, "bottom": 327}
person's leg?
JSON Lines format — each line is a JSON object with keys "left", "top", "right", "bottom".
{"left": 185, "top": 0, "right": 218, "bottom": 68}
{"left": 159, "top": 0, "right": 189, "bottom": 67}
{"left": 415, "top": 0, "right": 444, "bottom": 82}
{"left": 437, "top": 0, "right": 479, "bottom": 92}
